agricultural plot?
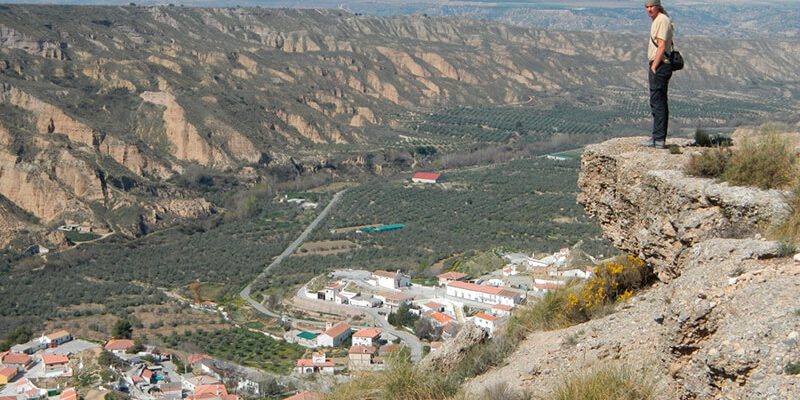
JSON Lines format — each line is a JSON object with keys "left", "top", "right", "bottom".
{"left": 252, "top": 157, "right": 613, "bottom": 297}
{"left": 0, "top": 202, "right": 312, "bottom": 338}
{"left": 400, "top": 90, "right": 793, "bottom": 150}
{"left": 295, "top": 240, "right": 360, "bottom": 256}
{"left": 163, "top": 328, "right": 305, "bottom": 374}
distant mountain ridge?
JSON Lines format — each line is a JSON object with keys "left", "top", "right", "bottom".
{"left": 0, "top": 4, "right": 798, "bottom": 250}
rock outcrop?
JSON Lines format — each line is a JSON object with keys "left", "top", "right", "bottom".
{"left": 577, "top": 137, "right": 788, "bottom": 280}
{"left": 467, "top": 136, "right": 800, "bottom": 400}
{"left": 420, "top": 322, "right": 488, "bottom": 374}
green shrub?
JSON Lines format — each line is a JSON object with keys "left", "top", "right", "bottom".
{"left": 547, "top": 364, "right": 658, "bottom": 400}
{"left": 771, "top": 181, "right": 800, "bottom": 243}
{"left": 723, "top": 133, "right": 796, "bottom": 190}
{"left": 324, "top": 351, "right": 457, "bottom": 400}
{"left": 685, "top": 147, "right": 731, "bottom": 178}
{"left": 784, "top": 362, "right": 800, "bottom": 375}
{"left": 694, "top": 129, "right": 732, "bottom": 147}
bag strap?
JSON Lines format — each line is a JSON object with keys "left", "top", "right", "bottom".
{"left": 651, "top": 37, "right": 676, "bottom": 55}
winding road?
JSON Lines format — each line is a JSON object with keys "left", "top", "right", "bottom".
{"left": 239, "top": 190, "right": 347, "bottom": 326}
{"left": 239, "top": 189, "right": 422, "bottom": 361}
{"left": 238, "top": 189, "right": 423, "bottom": 361}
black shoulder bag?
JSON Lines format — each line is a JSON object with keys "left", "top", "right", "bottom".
{"left": 652, "top": 38, "right": 684, "bottom": 71}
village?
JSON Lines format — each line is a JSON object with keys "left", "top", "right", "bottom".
{"left": 1, "top": 172, "right": 597, "bottom": 400}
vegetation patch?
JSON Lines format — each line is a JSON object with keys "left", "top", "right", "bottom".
{"left": 295, "top": 240, "right": 359, "bottom": 256}
{"left": 546, "top": 364, "right": 659, "bottom": 400}
{"left": 162, "top": 328, "right": 305, "bottom": 374}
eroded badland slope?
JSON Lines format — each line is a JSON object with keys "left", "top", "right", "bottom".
{"left": 1, "top": 5, "right": 799, "bottom": 250}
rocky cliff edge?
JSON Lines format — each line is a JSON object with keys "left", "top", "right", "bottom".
{"left": 466, "top": 136, "right": 799, "bottom": 399}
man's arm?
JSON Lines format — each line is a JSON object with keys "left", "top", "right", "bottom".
{"left": 651, "top": 37, "right": 667, "bottom": 73}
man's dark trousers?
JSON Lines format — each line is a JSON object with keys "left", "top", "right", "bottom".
{"left": 648, "top": 62, "right": 672, "bottom": 142}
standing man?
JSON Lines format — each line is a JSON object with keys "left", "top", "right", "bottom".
{"left": 645, "top": 0, "right": 673, "bottom": 148}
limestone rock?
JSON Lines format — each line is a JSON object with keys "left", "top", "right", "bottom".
{"left": 577, "top": 137, "right": 787, "bottom": 280}
{"left": 420, "top": 322, "right": 487, "bottom": 375}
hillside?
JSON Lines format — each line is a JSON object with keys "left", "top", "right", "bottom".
{"left": 464, "top": 134, "right": 800, "bottom": 399}
{"left": 1, "top": 4, "right": 798, "bottom": 249}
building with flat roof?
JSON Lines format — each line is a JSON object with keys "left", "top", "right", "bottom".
{"left": 445, "top": 281, "right": 523, "bottom": 306}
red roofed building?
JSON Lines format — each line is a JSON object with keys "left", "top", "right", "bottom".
{"left": 317, "top": 322, "right": 351, "bottom": 347}
{"left": 42, "top": 354, "right": 70, "bottom": 374}
{"left": 41, "top": 330, "right": 72, "bottom": 347}
{"left": 436, "top": 271, "right": 468, "bottom": 286}
{"left": 60, "top": 387, "right": 78, "bottom": 400}
{"left": 348, "top": 346, "right": 377, "bottom": 370}
{"left": 491, "top": 304, "right": 514, "bottom": 317}
{"left": 295, "top": 353, "right": 335, "bottom": 375}
{"left": 352, "top": 328, "right": 382, "bottom": 347}
{"left": 190, "top": 383, "right": 239, "bottom": 400}
{"left": 0, "top": 366, "right": 18, "bottom": 385}
{"left": 1, "top": 352, "right": 32, "bottom": 370}
{"left": 283, "top": 392, "right": 322, "bottom": 400}
{"left": 473, "top": 313, "right": 506, "bottom": 336}
{"left": 187, "top": 353, "right": 211, "bottom": 365}
{"left": 104, "top": 339, "right": 135, "bottom": 355}
{"left": 412, "top": 172, "right": 441, "bottom": 184}
{"left": 428, "top": 312, "right": 455, "bottom": 327}
{"left": 445, "top": 281, "right": 523, "bottom": 306}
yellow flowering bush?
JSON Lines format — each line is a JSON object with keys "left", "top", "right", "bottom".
{"left": 565, "top": 255, "right": 652, "bottom": 322}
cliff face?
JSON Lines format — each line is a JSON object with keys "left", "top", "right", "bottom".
{"left": 467, "top": 136, "right": 800, "bottom": 400}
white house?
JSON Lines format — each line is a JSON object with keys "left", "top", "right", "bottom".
{"left": 557, "top": 269, "right": 594, "bottom": 279}
{"left": 317, "top": 322, "right": 351, "bottom": 347}
{"left": 491, "top": 304, "right": 514, "bottom": 317}
{"left": 436, "top": 271, "right": 468, "bottom": 286}
{"left": 320, "top": 281, "right": 345, "bottom": 301}
{"left": 349, "top": 296, "right": 382, "bottom": 308}
{"left": 445, "top": 281, "right": 523, "bottom": 306}
{"left": 352, "top": 329, "right": 382, "bottom": 347}
{"left": 472, "top": 313, "right": 505, "bottom": 336}
{"left": 40, "top": 330, "right": 72, "bottom": 347}
{"left": 371, "top": 270, "right": 411, "bottom": 290}
{"left": 411, "top": 172, "right": 441, "bottom": 184}
{"left": 532, "top": 278, "right": 567, "bottom": 294}
{"left": 295, "top": 353, "right": 335, "bottom": 375}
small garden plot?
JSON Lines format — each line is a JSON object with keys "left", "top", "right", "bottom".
{"left": 295, "top": 240, "right": 360, "bottom": 256}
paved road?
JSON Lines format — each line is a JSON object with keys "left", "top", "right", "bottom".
{"left": 240, "top": 190, "right": 347, "bottom": 325}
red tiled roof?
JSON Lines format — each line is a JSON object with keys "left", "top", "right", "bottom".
{"left": 45, "top": 330, "right": 70, "bottom": 341}
{"left": 437, "top": 271, "right": 467, "bottom": 280}
{"left": 412, "top": 172, "right": 441, "bottom": 181}
{"left": 104, "top": 339, "right": 135, "bottom": 351}
{"left": 194, "top": 384, "right": 227, "bottom": 397}
{"left": 353, "top": 328, "right": 382, "bottom": 338}
{"left": 322, "top": 322, "right": 351, "bottom": 339}
{"left": 348, "top": 346, "right": 376, "bottom": 354}
{"left": 42, "top": 354, "right": 69, "bottom": 365}
{"left": 430, "top": 312, "right": 455, "bottom": 324}
{"left": 429, "top": 341, "right": 444, "bottom": 350}
{"left": 378, "top": 292, "right": 410, "bottom": 301}
{"left": 141, "top": 369, "right": 153, "bottom": 379}
{"left": 187, "top": 353, "right": 211, "bottom": 364}
{"left": 284, "top": 392, "right": 322, "bottom": 400}
{"left": 475, "top": 313, "right": 497, "bottom": 321}
{"left": 372, "top": 270, "right": 397, "bottom": 279}
{"left": 492, "top": 304, "right": 514, "bottom": 311}
{"left": 2, "top": 352, "right": 31, "bottom": 365}
{"left": 60, "top": 387, "right": 77, "bottom": 400}
{"left": 0, "top": 366, "right": 18, "bottom": 379}
{"left": 131, "top": 376, "right": 144, "bottom": 383}
{"left": 424, "top": 302, "right": 445, "bottom": 310}
{"left": 296, "top": 359, "right": 334, "bottom": 368}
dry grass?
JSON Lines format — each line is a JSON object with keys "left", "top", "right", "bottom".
{"left": 723, "top": 132, "right": 797, "bottom": 189}
{"left": 324, "top": 352, "right": 457, "bottom": 400}
{"left": 546, "top": 364, "right": 659, "bottom": 400}
{"left": 685, "top": 147, "right": 731, "bottom": 178}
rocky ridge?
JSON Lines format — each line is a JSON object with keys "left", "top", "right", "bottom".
{"left": 465, "top": 136, "right": 800, "bottom": 399}
{"left": 1, "top": 5, "right": 799, "bottom": 250}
